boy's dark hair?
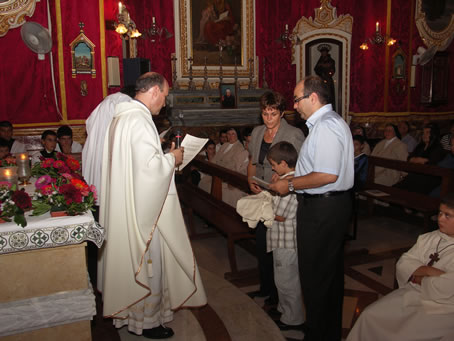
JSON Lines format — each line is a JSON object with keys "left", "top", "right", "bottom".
{"left": 0, "top": 138, "right": 10, "bottom": 150}
{"left": 353, "top": 134, "right": 365, "bottom": 144}
{"left": 441, "top": 193, "right": 454, "bottom": 210}
{"left": 41, "top": 130, "right": 57, "bottom": 140}
{"left": 57, "top": 125, "right": 73, "bottom": 138}
{"left": 205, "top": 139, "right": 215, "bottom": 148}
{"left": 0, "top": 121, "right": 13, "bottom": 129}
{"left": 267, "top": 141, "right": 298, "bottom": 168}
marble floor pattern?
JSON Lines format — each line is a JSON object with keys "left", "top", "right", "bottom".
{"left": 105, "top": 204, "right": 425, "bottom": 341}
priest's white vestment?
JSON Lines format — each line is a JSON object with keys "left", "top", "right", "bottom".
{"left": 347, "top": 230, "right": 454, "bottom": 341}
{"left": 98, "top": 100, "right": 207, "bottom": 334}
{"left": 82, "top": 92, "right": 131, "bottom": 204}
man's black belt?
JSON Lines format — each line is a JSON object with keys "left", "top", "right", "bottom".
{"left": 297, "top": 190, "right": 349, "bottom": 199}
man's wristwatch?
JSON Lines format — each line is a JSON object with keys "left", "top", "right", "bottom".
{"left": 288, "top": 179, "right": 294, "bottom": 192}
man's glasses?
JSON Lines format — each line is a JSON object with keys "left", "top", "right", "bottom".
{"left": 294, "top": 94, "right": 310, "bottom": 103}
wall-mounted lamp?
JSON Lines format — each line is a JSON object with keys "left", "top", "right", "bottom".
{"left": 276, "top": 24, "right": 297, "bottom": 49}
{"left": 143, "top": 16, "right": 173, "bottom": 43}
{"left": 115, "top": 2, "right": 141, "bottom": 38}
{"left": 360, "top": 21, "right": 396, "bottom": 50}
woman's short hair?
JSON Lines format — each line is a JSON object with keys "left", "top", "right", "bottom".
{"left": 260, "top": 91, "right": 286, "bottom": 112}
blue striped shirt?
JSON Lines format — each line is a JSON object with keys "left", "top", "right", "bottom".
{"left": 295, "top": 104, "right": 354, "bottom": 194}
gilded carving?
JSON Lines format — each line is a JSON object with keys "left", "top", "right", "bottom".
{"left": 0, "top": 0, "right": 36, "bottom": 37}
{"left": 415, "top": 0, "right": 454, "bottom": 51}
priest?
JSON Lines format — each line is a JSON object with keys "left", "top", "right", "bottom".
{"left": 98, "top": 72, "right": 207, "bottom": 339}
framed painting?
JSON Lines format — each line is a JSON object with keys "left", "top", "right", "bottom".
{"left": 174, "top": 0, "right": 256, "bottom": 80}
{"left": 305, "top": 38, "right": 343, "bottom": 114}
{"left": 219, "top": 82, "right": 237, "bottom": 108}
{"left": 69, "top": 25, "right": 96, "bottom": 78}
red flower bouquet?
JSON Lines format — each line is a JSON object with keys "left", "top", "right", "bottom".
{"left": 0, "top": 181, "right": 32, "bottom": 227}
{"left": 31, "top": 153, "right": 97, "bottom": 216}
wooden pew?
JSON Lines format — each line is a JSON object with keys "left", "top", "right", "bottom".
{"left": 177, "top": 156, "right": 255, "bottom": 280}
{"left": 359, "top": 156, "right": 454, "bottom": 231}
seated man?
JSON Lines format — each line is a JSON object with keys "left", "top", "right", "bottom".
{"left": 347, "top": 193, "right": 454, "bottom": 341}
{"left": 56, "top": 125, "right": 83, "bottom": 154}
{"left": 0, "top": 121, "right": 26, "bottom": 154}
{"left": 31, "top": 130, "right": 58, "bottom": 164}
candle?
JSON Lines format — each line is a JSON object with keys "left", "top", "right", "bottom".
{"left": 152, "top": 16, "right": 156, "bottom": 24}
{"left": 285, "top": 24, "right": 288, "bottom": 30}
{"left": 119, "top": 2, "right": 122, "bottom": 13}
{"left": 0, "top": 166, "right": 18, "bottom": 184}
{"left": 376, "top": 21, "right": 379, "bottom": 32}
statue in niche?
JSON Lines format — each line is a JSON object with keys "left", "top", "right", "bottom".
{"left": 314, "top": 44, "right": 336, "bottom": 110}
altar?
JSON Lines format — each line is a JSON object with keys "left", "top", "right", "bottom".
{"left": 0, "top": 212, "right": 105, "bottom": 340}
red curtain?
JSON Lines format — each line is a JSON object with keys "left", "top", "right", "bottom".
{"left": 0, "top": 1, "right": 60, "bottom": 124}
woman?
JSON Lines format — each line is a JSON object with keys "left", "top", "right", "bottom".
{"left": 371, "top": 124, "right": 408, "bottom": 186}
{"left": 212, "top": 128, "right": 249, "bottom": 207}
{"left": 247, "top": 91, "right": 305, "bottom": 303}
{"left": 395, "top": 124, "right": 446, "bottom": 194}
{"left": 408, "top": 123, "right": 444, "bottom": 165}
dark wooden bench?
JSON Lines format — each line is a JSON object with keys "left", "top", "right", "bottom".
{"left": 359, "top": 156, "right": 454, "bottom": 231}
{"left": 177, "top": 156, "right": 255, "bottom": 279}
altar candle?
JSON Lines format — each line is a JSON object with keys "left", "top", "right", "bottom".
{"left": 285, "top": 24, "right": 288, "bottom": 31}
{"left": 119, "top": 2, "right": 122, "bottom": 13}
{"left": 376, "top": 21, "right": 379, "bottom": 32}
{"left": 1, "top": 167, "right": 18, "bottom": 184}
{"left": 152, "top": 16, "right": 156, "bottom": 24}
{"left": 19, "top": 153, "right": 27, "bottom": 161}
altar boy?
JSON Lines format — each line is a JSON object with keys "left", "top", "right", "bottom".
{"left": 347, "top": 192, "right": 454, "bottom": 341}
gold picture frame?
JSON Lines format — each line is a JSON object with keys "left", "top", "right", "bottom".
{"left": 0, "top": 0, "right": 36, "bottom": 37}
{"left": 174, "top": 0, "right": 255, "bottom": 81}
{"left": 69, "top": 23, "right": 96, "bottom": 78}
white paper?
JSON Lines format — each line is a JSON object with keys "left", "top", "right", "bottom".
{"left": 179, "top": 134, "right": 209, "bottom": 170}
{"left": 159, "top": 127, "right": 171, "bottom": 139}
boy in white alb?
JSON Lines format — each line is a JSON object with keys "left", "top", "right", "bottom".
{"left": 266, "top": 141, "right": 305, "bottom": 330}
{"left": 347, "top": 192, "right": 454, "bottom": 341}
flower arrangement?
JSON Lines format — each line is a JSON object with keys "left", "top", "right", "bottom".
{"left": 0, "top": 182, "right": 32, "bottom": 227}
{"left": 31, "top": 153, "right": 97, "bottom": 216}
{"left": 1, "top": 155, "right": 17, "bottom": 167}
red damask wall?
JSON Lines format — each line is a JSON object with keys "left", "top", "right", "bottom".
{"left": 0, "top": 0, "right": 452, "bottom": 126}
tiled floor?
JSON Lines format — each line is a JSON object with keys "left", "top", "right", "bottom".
{"left": 101, "top": 203, "right": 426, "bottom": 341}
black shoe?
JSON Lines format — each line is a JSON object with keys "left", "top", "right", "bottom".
{"left": 264, "top": 295, "right": 278, "bottom": 306}
{"left": 266, "top": 307, "right": 282, "bottom": 320}
{"left": 247, "top": 290, "right": 270, "bottom": 299}
{"left": 141, "top": 326, "right": 174, "bottom": 339}
{"left": 274, "top": 320, "right": 305, "bottom": 331}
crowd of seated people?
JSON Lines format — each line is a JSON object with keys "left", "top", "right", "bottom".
{"left": 351, "top": 120, "right": 453, "bottom": 198}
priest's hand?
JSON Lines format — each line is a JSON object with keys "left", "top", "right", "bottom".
{"left": 170, "top": 142, "right": 184, "bottom": 167}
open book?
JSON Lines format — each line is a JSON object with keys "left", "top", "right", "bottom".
{"left": 179, "top": 134, "right": 209, "bottom": 170}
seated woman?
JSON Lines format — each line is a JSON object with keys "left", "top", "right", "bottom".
{"left": 395, "top": 123, "right": 446, "bottom": 194}
{"left": 212, "top": 127, "right": 248, "bottom": 207}
{"left": 371, "top": 124, "right": 408, "bottom": 186}
{"left": 198, "top": 139, "right": 216, "bottom": 191}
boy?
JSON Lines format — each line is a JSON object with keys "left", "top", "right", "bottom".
{"left": 266, "top": 141, "right": 305, "bottom": 330}
{"left": 56, "top": 125, "right": 82, "bottom": 154}
{"left": 353, "top": 134, "right": 368, "bottom": 190}
{"left": 31, "top": 130, "right": 57, "bottom": 164}
{"left": 347, "top": 192, "right": 454, "bottom": 341}
{"left": 0, "top": 138, "right": 11, "bottom": 160}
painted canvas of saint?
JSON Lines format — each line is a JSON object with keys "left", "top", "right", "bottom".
{"left": 191, "top": 0, "right": 242, "bottom": 66}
